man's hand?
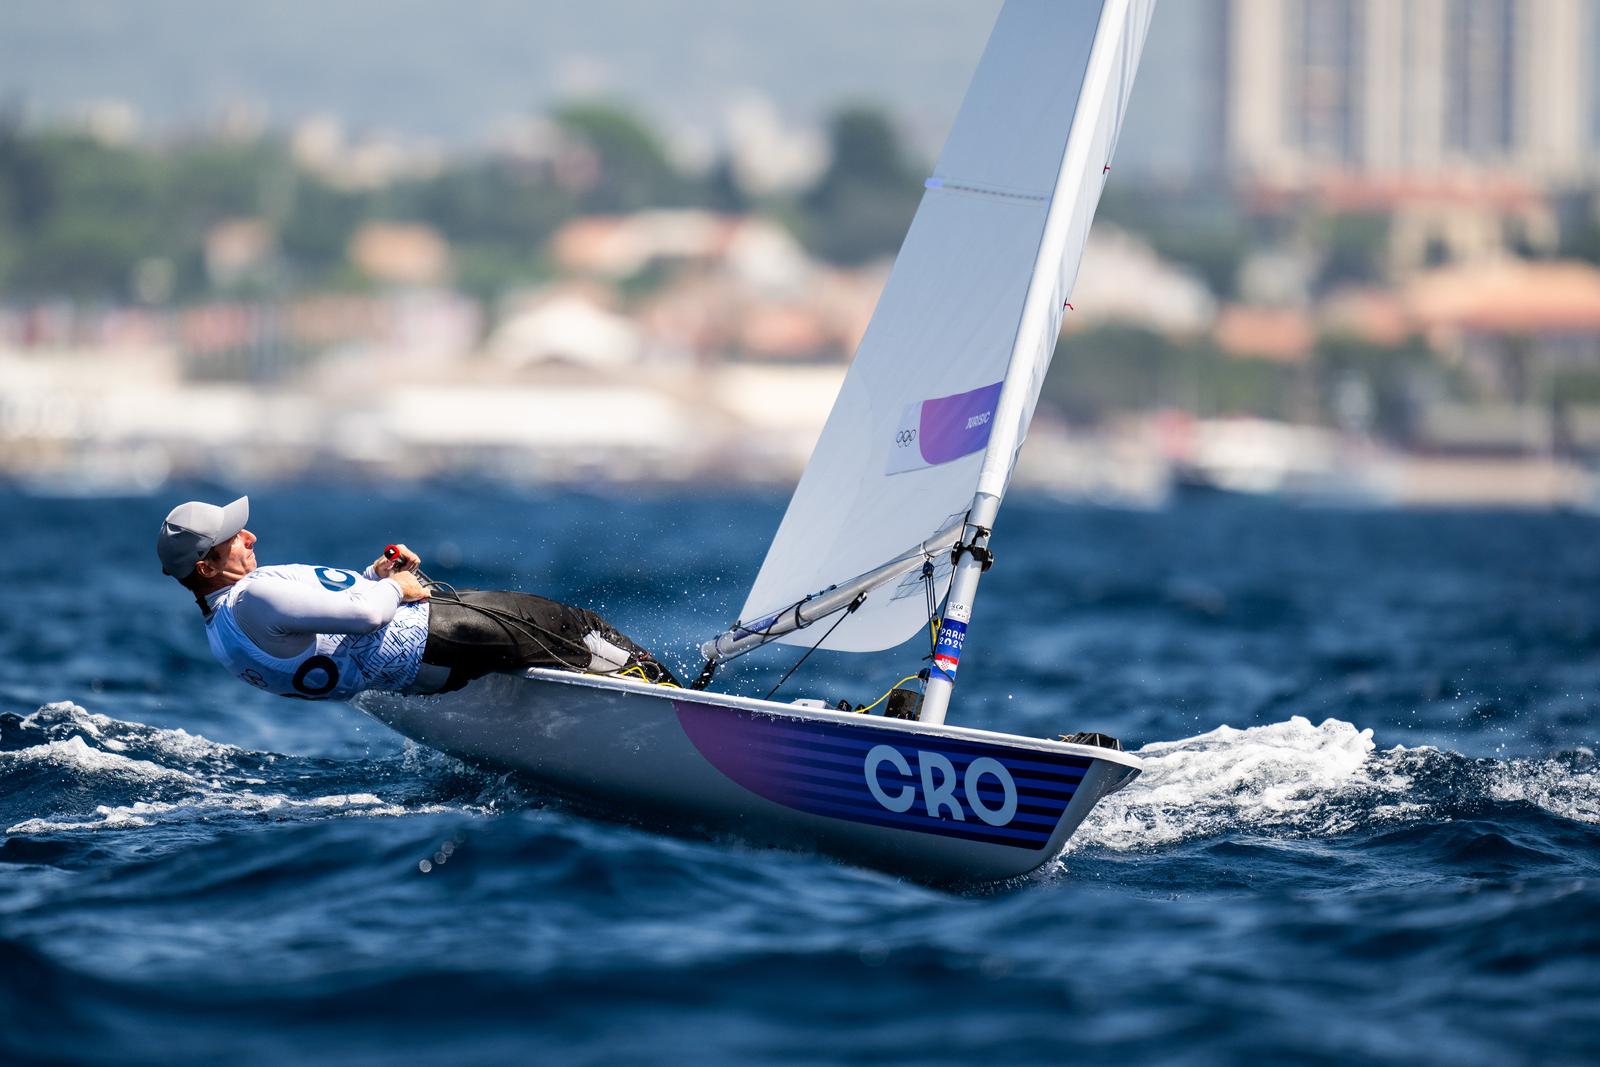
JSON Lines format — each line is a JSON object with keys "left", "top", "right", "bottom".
{"left": 373, "top": 543, "right": 422, "bottom": 578}
{"left": 388, "top": 570, "right": 430, "bottom": 603}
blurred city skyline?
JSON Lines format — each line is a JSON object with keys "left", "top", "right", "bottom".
{"left": 8, "top": 1, "right": 1600, "bottom": 509}
{"left": 5, "top": 2, "right": 1600, "bottom": 183}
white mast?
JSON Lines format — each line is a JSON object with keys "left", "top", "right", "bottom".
{"left": 703, "top": 0, "right": 1157, "bottom": 722}
{"left": 921, "top": 0, "right": 1157, "bottom": 725}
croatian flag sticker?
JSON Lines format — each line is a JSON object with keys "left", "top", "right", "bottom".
{"left": 932, "top": 618, "right": 967, "bottom": 683}
{"left": 887, "top": 381, "right": 1003, "bottom": 475}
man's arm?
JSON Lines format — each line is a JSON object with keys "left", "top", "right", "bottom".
{"left": 233, "top": 571, "right": 427, "bottom": 657}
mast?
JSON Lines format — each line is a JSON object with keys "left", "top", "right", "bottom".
{"left": 923, "top": 0, "right": 1151, "bottom": 726}
{"left": 918, "top": 494, "right": 997, "bottom": 725}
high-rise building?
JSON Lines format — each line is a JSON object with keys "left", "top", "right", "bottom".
{"left": 1227, "top": 0, "right": 1591, "bottom": 182}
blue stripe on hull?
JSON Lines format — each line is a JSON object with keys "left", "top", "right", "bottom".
{"left": 674, "top": 700, "right": 1094, "bottom": 851}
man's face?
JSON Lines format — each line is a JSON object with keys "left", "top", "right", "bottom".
{"left": 196, "top": 528, "right": 257, "bottom": 583}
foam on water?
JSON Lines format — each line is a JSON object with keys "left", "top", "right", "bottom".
{"left": 1076, "top": 715, "right": 1599, "bottom": 851}
{"left": 1488, "top": 750, "right": 1600, "bottom": 825}
{"left": 12, "top": 700, "right": 246, "bottom": 762}
{"left": 5, "top": 793, "right": 458, "bottom": 835}
{"left": 0, "top": 735, "right": 200, "bottom": 786}
{"left": 2, "top": 701, "right": 484, "bottom": 836}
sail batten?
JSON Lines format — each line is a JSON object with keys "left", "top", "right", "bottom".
{"left": 977, "top": 0, "right": 1156, "bottom": 502}
{"left": 720, "top": 0, "right": 1157, "bottom": 658}
{"left": 925, "top": 177, "right": 1051, "bottom": 202}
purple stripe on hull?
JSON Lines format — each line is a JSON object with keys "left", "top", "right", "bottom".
{"left": 673, "top": 699, "right": 1090, "bottom": 850}
{"left": 740, "top": 732, "right": 1089, "bottom": 785}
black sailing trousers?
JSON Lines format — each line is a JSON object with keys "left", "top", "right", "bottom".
{"left": 420, "top": 589, "right": 672, "bottom": 692}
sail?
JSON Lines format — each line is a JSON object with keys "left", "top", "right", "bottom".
{"left": 733, "top": 0, "right": 1157, "bottom": 654}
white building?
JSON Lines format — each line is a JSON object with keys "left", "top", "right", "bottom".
{"left": 1228, "top": 0, "right": 1592, "bottom": 183}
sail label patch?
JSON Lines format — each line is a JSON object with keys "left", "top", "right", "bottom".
{"left": 932, "top": 618, "right": 966, "bottom": 682}
{"left": 886, "top": 381, "right": 1003, "bottom": 475}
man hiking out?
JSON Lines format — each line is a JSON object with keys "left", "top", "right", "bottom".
{"left": 157, "top": 495, "right": 675, "bottom": 701}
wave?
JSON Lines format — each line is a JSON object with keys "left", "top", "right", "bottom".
{"left": 1, "top": 701, "right": 494, "bottom": 837}
{"left": 1077, "top": 715, "right": 1599, "bottom": 851}
{"left": 1, "top": 701, "right": 243, "bottom": 764}
{"left": 4, "top": 791, "right": 456, "bottom": 836}
{"left": 7, "top": 702, "right": 1595, "bottom": 864}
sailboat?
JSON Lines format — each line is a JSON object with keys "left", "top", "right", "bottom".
{"left": 360, "top": 0, "right": 1158, "bottom": 884}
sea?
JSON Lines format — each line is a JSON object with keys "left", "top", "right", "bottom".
{"left": 1, "top": 484, "right": 1596, "bottom": 1066}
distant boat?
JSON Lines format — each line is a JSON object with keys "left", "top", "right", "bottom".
{"left": 361, "top": 0, "right": 1157, "bottom": 884}
{"left": 1167, "top": 416, "right": 1385, "bottom": 503}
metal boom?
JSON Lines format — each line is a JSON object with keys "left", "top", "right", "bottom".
{"left": 699, "top": 517, "right": 966, "bottom": 665}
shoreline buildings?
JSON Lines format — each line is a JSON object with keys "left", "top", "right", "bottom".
{"left": 1227, "top": 0, "right": 1591, "bottom": 183}
{"left": 6, "top": 2, "right": 1600, "bottom": 506}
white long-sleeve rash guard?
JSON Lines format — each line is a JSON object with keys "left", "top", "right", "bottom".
{"left": 203, "top": 564, "right": 432, "bottom": 700}
{"left": 229, "top": 565, "right": 404, "bottom": 656}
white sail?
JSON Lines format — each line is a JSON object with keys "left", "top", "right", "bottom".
{"left": 732, "top": 0, "right": 1157, "bottom": 654}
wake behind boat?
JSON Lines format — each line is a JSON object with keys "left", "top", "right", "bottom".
{"left": 360, "top": 0, "right": 1158, "bottom": 883}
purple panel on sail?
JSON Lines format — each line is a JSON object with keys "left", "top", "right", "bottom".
{"left": 918, "top": 381, "right": 1003, "bottom": 465}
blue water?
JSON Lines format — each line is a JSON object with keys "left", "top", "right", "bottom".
{"left": 2, "top": 485, "right": 1596, "bottom": 1065}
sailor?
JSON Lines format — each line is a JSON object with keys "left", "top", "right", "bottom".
{"left": 157, "top": 495, "right": 676, "bottom": 700}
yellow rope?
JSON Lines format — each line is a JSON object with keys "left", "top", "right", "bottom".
{"left": 614, "top": 664, "right": 681, "bottom": 688}
{"left": 853, "top": 674, "right": 922, "bottom": 715}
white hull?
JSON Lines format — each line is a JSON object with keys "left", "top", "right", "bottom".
{"left": 358, "top": 669, "right": 1141, "bottom": 884}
